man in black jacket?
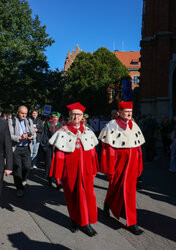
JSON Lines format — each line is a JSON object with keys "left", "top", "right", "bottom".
{"left": 0, "top": 117, "right": 13, "bottom": 201}
{"left": 31, "top": 110, "right": 43, "bottom": 169}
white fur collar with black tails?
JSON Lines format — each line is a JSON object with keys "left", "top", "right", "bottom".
{"left": 99, "top": 119, "right": 145, "bottom": 148}
{"left": 49, "top": 125, "right": 98, "bottom": 153}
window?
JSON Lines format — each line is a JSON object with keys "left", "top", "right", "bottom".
{"left": 132, "top": 75, "right": 139, "bottom": 84}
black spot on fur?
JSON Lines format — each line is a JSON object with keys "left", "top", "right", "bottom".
{"left": 112, "top": 140, "right": 115, "bottom": 145}
{"left": 117, "top": 133, "right": 121, "bottom": 138}
{"left": 138, "top": 140, "right": 140, "bottom": 143}
{"left": 111, "top": 131, "right": 114, "bottom": 134}
{"left": 122, "top": 141, "right": 125, "bottom": 146}
{"left": 135, "top": 133, "right": 138, "bottom": 137}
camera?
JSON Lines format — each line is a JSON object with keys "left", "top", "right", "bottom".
{"left": 27, "top": 132, "right": 32, "bottom": 137}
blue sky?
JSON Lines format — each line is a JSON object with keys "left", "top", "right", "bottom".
{"left": 27, "top": 0, "right": 143, "bottom": 70}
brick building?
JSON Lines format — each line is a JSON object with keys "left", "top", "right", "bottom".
{"left": 114, "top": 51, "right": 141, "bottom": 89}
{"left": 140, "top": 0, "right": 176, "bottom": 119}
{"left": 64, "top": 45, "right": 81, "bottom": 71}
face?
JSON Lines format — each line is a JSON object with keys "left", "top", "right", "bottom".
{"left": 82, "top": 117, "right": 87, "bottom": 125}
{"left": 18, "top": 107, "right": 28, "bottom": 120}
{"left": 52, "top": 116, "right": 59, "bottom": 123}
{"left": 70, "top": 109, "right": 83, "bottom": 126}
{"left": 119, "top": 109, "right": 132, "bottom": 121}
{"left": 32, "top": 111, "right": 38, "bottom": 119}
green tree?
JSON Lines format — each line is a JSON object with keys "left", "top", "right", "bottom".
{"left": 0, "top": 0, "right": 54, "bottom": 112}
{"left": 64, "top": 47, "right": 129, "bottom": 115}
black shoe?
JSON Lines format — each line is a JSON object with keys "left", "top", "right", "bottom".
{"left": 56, "top": 183, "right": 62, "bottom": 191}
{"left": 103, "top": 202, "right": 110, "bottom": 217}
{"left": 80, "top": 224, "right": 97, "bottom": 237}
{"left": 70, "top": 220, "right": 78, "bottom": 233}
{"left": 127, "top": 224, "right": 144, "bottom": 235}
{"left": 47, "top": 177, "right": 52, "bottom": 187}
{"left": 16, "top": 189, "right": 24, "bottom": 197}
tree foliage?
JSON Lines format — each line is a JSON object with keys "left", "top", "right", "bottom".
{"left": 0, "top": 0, "right": 54, "bottom": 112}
{"left": 64, "top": 47, "right": 129, "bottom": 115}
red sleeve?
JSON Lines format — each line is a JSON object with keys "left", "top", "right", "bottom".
{"left": 91, "top": 147, "right": 99, "bottom": 176}
{"left": 49, "top": 149, "right": 65, "bottom": 180}
{"left": 100, "top": 143, "right": 116, "bottom": 176}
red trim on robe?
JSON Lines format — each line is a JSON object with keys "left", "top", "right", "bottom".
{"left": 100, "top": 142, "right": 143, "bottom": 226}
{"left": 116, "top": 117, "right": 133, "bottom": 130}
{"left": 67, "top": 122, "right": 84, "bottom": 134}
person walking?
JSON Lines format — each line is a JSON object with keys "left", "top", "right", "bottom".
{"left": 30, "top": 109, "right": 43, "bottom": 169}
{"left": 49, "top": 102, "right": 99, "bottom": 237}
{"left": 0, "top": 117, "right": 13, "bottom": 204}
{"left": 8, "top": 106, "right": 35, "bottom": 197}
{"left": 40, "top": 112, "right": 62, "bottom": 187}
{"left": 99, "top": 102, "right": 145, "bottom": 235}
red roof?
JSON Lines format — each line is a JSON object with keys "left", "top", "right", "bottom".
{"left": 114, "top": 51, "right": 141, "bottom": 69}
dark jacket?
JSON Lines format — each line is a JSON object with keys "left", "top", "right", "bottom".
{"left": 31, "top": 117, "right": 43, "bottom": 143}
{"left": 0, "top": 118, "right": 13, "bottom": 171}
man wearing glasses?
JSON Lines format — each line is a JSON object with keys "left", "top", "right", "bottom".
{"left": 99, "top": 102, "right": 145, "bottom": 235}
{"left": 49, "top": 102, "right": 99, "bottom": 237}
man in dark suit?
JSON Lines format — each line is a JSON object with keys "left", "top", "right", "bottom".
{"left": 0, "top": 117, "right": 13, "bottom": 200}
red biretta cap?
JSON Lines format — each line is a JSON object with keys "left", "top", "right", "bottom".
{"left": 118, "top": 102, "right": 133, "bottom": 110}
{"left": 66, "top": 102, "right": 86, "bottom": 113}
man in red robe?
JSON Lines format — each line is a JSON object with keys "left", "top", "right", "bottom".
{"left": 49, "top": 102, "right": 99, "bottom": 237}
{"left": 99, "top": 102, "right": 145, "bottom": 235}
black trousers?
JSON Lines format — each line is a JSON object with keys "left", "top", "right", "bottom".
{"left": 13, "top": 146, "right": 31, "bottom": 190}
{"left": 0, "top": 172, "right": 4, "bottom": 199}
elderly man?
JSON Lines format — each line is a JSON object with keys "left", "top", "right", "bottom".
{"left": 8, "top": 106, "right": 35, "bottom": 197}
{"left": 99, "top": 102, "right": 145, "bottom": 235}
{"left": 49, "top": 102, "right": 99, "bottom": 237}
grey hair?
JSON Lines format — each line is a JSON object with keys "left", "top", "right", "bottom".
{"left": 18, "top": 105, "right": 28, "bottom": 112}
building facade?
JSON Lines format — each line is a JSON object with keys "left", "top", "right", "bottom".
{"left": 114, "top": 51, "right": 141, "bottom": 90}
{"left": 64, "top": 45, "right": 81, "bottom": 71}
{"left": 140, "top": 0, "right": 176, "bottom": 119}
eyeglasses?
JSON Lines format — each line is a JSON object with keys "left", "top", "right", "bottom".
{"left": 123, "top": 111, "right": 133, "bottom": 113}
{"left": 71, "top": 113, "right": 83, "bottom": 117}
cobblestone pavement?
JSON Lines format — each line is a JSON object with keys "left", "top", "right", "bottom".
{"left": 0, "top": 152, "right": 175, "bottom": 250}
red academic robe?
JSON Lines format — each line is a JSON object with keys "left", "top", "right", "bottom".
{"left": 101, "top": 137, "right": 143, "bottom": 227}
{"left": 49, "top": 125, "right": 99, "bottom": 227}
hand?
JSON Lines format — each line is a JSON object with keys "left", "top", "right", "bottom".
{"left": 34, "top": 128, "right": 38, "bottom": 132}
{"left": 28, "top": 135, "right": 34, "bottom": 140}
{"left": 22, "top": 132, "right": 28, "bottom": 139}
{"left": 4, "top": 170, "right": 12, "bottom": 176}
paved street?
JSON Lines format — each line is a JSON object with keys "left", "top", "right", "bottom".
{"left": 0, "top": 151, "right": 176, "bottom": 250}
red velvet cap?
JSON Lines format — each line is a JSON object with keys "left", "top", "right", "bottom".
{"left": 118, "top": 102, "right": 133, "bottom": 110}
{"left": 66, "top": 102, "right": 86, "bottom": 113}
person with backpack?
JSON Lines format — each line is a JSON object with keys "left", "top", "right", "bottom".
{"left": 8, "top": 106, "right": 36, "bottom": 197}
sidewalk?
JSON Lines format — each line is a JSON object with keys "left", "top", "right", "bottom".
{"left": 0, "top": 152, "right": 175, "bottom": 250}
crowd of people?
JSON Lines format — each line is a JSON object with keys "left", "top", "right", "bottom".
{"left": 0, "top": 101, "right": 175, "bottom": 238}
